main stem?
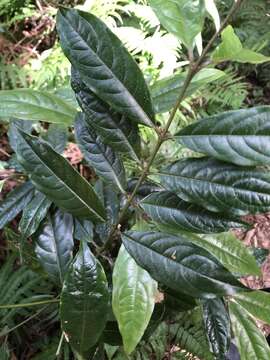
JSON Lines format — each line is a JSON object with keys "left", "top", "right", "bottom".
{"left": 99, "top": 0, "right": 244, "bottom": 254}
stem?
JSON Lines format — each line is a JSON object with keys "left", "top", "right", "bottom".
{"left": 99, "top": 0, "right": 244, "bottom": 255}
{"left": 0, "top": 298, "right": 59, "bottom": 309}
{"left": 56, "top": 332, "right": 65, "bottom": 357}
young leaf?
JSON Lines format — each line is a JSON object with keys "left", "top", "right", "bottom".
{"left": 15, "top": 129, "right": 106, "bottom": 223}
{"left": 175, "top": 106, "right": 270, "bottom": 166}
{"left": 158, "top": 157, "right": 270, "bottom": 215}
{"left": 212, "top": 26, "right": 270, "bottom": 64}
{"left": 35, "top": 209, "right": 74, "bottom": 283}
{"left": 71, "top": 68, "right": 141, "bottom": 161}
{"left": 151, "top": 68, "right": 224, "bottom": 114}
{"left": 149, "top": 0, "right": 205, "bottom": 49}
{"left": 19, "top": 192, "right": 52, "bottom": 239}
{"left": 74, "top": 113, "right": 127, "bottom": 193}
{"left": 0, "top": 89, "right": 76, "bottom": 125}
{"left": 201, "top": 298, "right": 231, "bottom": 359}
{"left": 60, "top": 241, "right": 109, "bottom": 357}
{"left": 229, "top": 301, "right": 270, "bottom": 360}
{"left": 122, "top": 231, "right": 247, "bottom": 299}
{"left": 57, "top": 8, "right": 155, "bottom": 127}
{"left": 0, "top": 181, "right": 34, "bottom": 230}
{"left": 141, "top": 191, "right": 247, "bottom": 234}
{"left": 112, "top": 245, "right": 157, "bottom": 354}
{"left": 233, "top": 291, "right": 270, "bottom": 325}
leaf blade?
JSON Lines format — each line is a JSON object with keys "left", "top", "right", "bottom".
{"left": 112, "top": 245, "right": 157, "bottom": 354}
{"left": 15, "top": 129, "right": 106, "bottom": 222}
{"left": 57, "top": 8, "right": 154, "bottom": 127}
{"left": 122, "top": 231, "right": 247, "bottom": 299}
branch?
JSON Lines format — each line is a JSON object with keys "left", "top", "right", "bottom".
{"left": 99, "top": 0, "right": 245, "bottom": 255}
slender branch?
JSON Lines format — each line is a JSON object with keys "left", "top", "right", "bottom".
{"left": 99, "top": 0, "right": 244, "bottom": 255}
{"left": 0, "top": 298, "right": 59, "bottom": 309}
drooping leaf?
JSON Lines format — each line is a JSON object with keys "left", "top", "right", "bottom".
{"left": 15, "top": 129, "right": 106, "bottom": 222}
{"left": 151, "top": 68, "right": 224, "bottom": 114}
{"left": 0, "top": 181, "right": 34, "bottom": 230}
{"left": 122, "top": 231, "right": 247, "bottom": 299}
{"left": 158, "top": 157, "right": 270, "bottom": 215}
{"left": 71, "top": 68, "right": 141, "bottom": 161}
{"left": 175, "top": 106, "right": 270, "bottom": 166}
{"left": 149, "top": 0, "right": 205, "bottom": 49}
{"left": 35, "top": 209, "right": 73, "bottom": 283}
{"left": 212, "top": 26, "right": 270, "bottom": 64}
{"left": 201, "top": 298, "right": 231, "bottom": 359}
{"left": 19, "top": 192, "right": 52, "bottom": 239}
{"left": 112, "top": 245, "right": 157, "bottom": 354}
{"left": 0, "top": 89, "right": 76, "bottom": 125}
{"left": 233, "top": 290, "right": 270, "bottom": 325}
{"left": 74, "top": 113, "right": 126, "bottom": 193}
{"left": 229, "top": 301, "right": 270, "bottom": 360}
{"left": 60, "top": 241, "right": 109, "bottom": 357}
{"left": 57, "top": 8, "right": 155, "bottom": 127}
{"left": 141, "top": 191, "right": 247, "bottom": 234}
{"left": 43, "top": 123, "right": 68, "bottom": 153}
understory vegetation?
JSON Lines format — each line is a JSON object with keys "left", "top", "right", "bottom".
{"left": 1, "top": 1, "right": 270, "bottom": 359}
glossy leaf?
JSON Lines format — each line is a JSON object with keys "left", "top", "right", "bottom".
{"left": 73, "top": 218, "right": 94, "bottom": 242}
{"left": 15, "top": 129, "right": 106, "bottom": 222}
{"left": 19, "top": 192, "right": 52, "bottom": 239}
{"left": 112, "top": 245, "right": 157, "bottom": 354}
{"left": 194, "top": 232, "right": 260, "bottom": 276}
{"left": 233, "top": 290, "right": 270, "bottom": 325}
{"left": 151, "top": 68, "right": 224, "bottom": 114}
{"left": 74, "top": 113, "right": 126, "bottom": 193}
{"left": 35, "top": 209, "right": 73, "bottom": 283}
{"left": 8, "top": 119, "right": 33, "bottom": 153}
{"left": 71, "top": 68, "right": 140, "bottom": 161}
{"left": 0, "top": 181, "right": 34, "bottom": 229}
{"left": 229, "top": 301, "right": 270, "bottom": 360}
{"left": 213, "top": 26, "right": 270, "bottom": 64}
{"left": 158, "top": 157, "right": 270, "bottom": 215}
{"left": 202, "top": 298, "right": 231, "bottom": 359}
{"left": 164, "top": 288, "right": 197, "bottom": 312}
{"left": 149, "top": 0, "right": 205, "bottom": 49}
{"left": 122, "top": 231, "right": 247, "bottom": 299}
{"left": 60, "top": 241, "right": 109, "bottom": 357}
{"left": 175, "top": 106, "right": 270, "bottom": 166}
{"left": 141, "top": 191, "right": 247, "bottom": 234}
{"left": 0, "top": 89, "right": 76, "bottom": 125}
{"left": 57, "top": 8, "right": 155, "bottom": 127}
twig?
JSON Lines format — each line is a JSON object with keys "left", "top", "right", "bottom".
{"left": 0, "top": 298, "right": 59, "bottom": 309}
{"left": 98, "top": 0, "right": 245, "bottom": 255}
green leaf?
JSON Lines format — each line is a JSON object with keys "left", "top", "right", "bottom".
{"left": 151, "top": 68, "right": 224, "bottom": 114}
{"left": 233, "top": 290, "right": 270, "bottom": 325}
{"left": 0, "top": 181, "right": 34, "bottom": 230}
{"left": 71, "top": 68, "right": 140, "bottom": 161}
{"left": 149, "top": 0, "right": 205, "bottom": 49}
{"left": 205, "top": 0, "right": 220, "bottom": 31}
{"left": 158, "top": 157, "right": 270, "bottom": 215}
{"left": 74, "top": 113, "right": 127, "bottom": 193}
{"left": 15, "top": 129, "right": 106, "bottom": 223}
{"left": 112, "top": 245, "right": 157, "bottom": 354}
{"left": 164, "top": 288, "right": 197, "bottom": 312}
{"left": 43, "top": 123, "right": 68, "bottom": 153}
{"left": 191, "top": 232, "right": 261, "bottom": 276}
{"left": 73, "top": 218, "right": 93, "bottom": 242}
{"left": 122, "top": 231, "right": 247, "bottom": 299}
{"left": 175, "top": 106, "right": 270, "bottom": 166}
{"left": 60, "top": 241, "right": 109, "bottom": 357}
{"left": 0, "top": 89, "right": 77, "bottom": 125}
{"left": 35, "top": 209, "right": 73, "bottom": 283}
{"left": 19, "top": 192, "right": 52, "bottom": 239}
{"left": 202, "top": 298, "right": 230, "bottom": 359}
{"left": 229, "top": 301, "right": 270, "bottom": 360}
{"left": 141, "top": 191, "right": 247, "bottom": 234}
{"left": 212, "top": 26, "right": 270, "bottom": 64}
{"left": 57, "top": 8, "right": 154, "bottom": 127}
